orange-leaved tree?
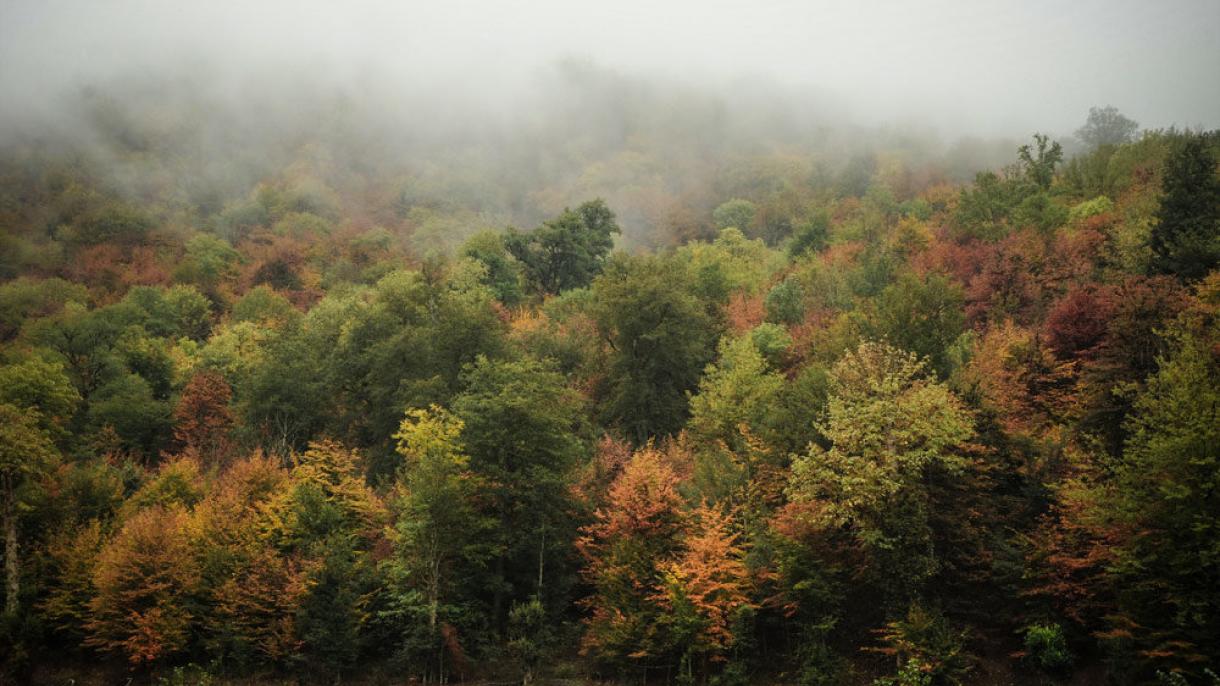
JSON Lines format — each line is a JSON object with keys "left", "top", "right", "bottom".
{"left": 86, "top": 504, "right": 201, "bottom": 665}
{"left": 654, "top": 503, "right": 755, "bottom": 679}
{"left": 172, "top": 369, "right": 235, "bottom": 465}
{"left": 579, "top": 444, "right": 687, "bottom": 670}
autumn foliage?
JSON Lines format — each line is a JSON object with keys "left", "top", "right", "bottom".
{"left": 0, "top": 115, "right": 1216, "bottom": 686}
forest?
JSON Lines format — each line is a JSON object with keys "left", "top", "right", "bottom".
{"left": 0, "top": 21, "right": 1219, "bottom": 685}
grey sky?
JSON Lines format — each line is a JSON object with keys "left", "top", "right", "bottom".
{"left": 1, "top": 0, "right": 1217, "bottom": 137}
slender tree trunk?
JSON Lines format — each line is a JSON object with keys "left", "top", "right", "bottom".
{"left": 493, "top": 554, "right": 505, "bottom": 633}
{"left": 428, "top": 560, "right": 439, "bottom": 630}
{"left": 429, "top": 557, "right": 441, "bottom": 684}
{"left": 4, "top": 480, "right": 17, "bottom": 617}
{"left": 536, "top": 527, "right": 545, "bottom": 596}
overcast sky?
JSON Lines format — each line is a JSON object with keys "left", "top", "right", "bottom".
{"left": 1, "top": 0, "right": 1217, "bottom": 138}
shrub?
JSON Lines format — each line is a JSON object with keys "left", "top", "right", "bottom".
{"left": 1022, "top": 623, "right": 1072, "bottom": 672}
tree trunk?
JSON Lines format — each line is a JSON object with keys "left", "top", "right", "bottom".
{"left": 493, "top": 554, "right": 505, "bottom": 633}
{"left": 4, "top": 480, "right": 17, "bottom": 617}
{"left": 536, "top": 527, "right": 545, "bottom": 596}
{"left": 429, "top": 559, "right": 441, "bottom": 684}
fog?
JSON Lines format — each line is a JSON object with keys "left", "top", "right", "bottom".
{"left": 1, "top": 0, "right": 1216, "bottom": 246}
{"left": 3, "top": 0, "right": 1217, "bottom": 137}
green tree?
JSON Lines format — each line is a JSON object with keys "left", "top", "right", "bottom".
{"left": 858, "top": 271, "right": 966, "bottom": 378}
{"left": 765, "top": 277, "right": 805, "bottom": 325}
{"left": 593, "top": 254, "right": 720, "bottom": 442}
{"left": 1149, "top": 134, "right": 1220, "bottom": 280}
{"left": 687, "top": 335, "right": 784, "bottom": 453}
{"left": 0, "top": 277, "right": 88, "bottom": 342}
{"left": 65, "top": 201, "right": 153, "bottom": 247}
{"left": 384, "top": 405, "right": 493, "bottom": 679}
{"left": 508, "top": 597, "right": 552, "bottom": 686}
{"left": 788, "top": 210, "right": 831, "bottom": 258}
{"left": 713, "top": 199, "right": 758, "bottom": 232}
{"left": 174, "top": 233, "right": 240, "bottom": 295}
{"left": 0, "top": 356, "right": 80, "bottom": 439}
{"left": 462, "top": 230, "right": 524, "bottom": 306}
{"left": 0, "top": 404, "right": 59, "bottom": 617}
{"left": 1076, "top": 105, "right": 1139, "bottom": 149}
{"left": 232, "top": 285, "right": 300, "bottom": 327}
{"left": 1108, "top": 330, "right": 1220, "bottom": 671}
{"left": 240, "top": 320, "right": 331, "bottom": 456}
{"left": 452, "top": 355, "right": 585, "bottom": 627}
{"left": 1017, "top": 133, "right": 1064, "bottom": 190}
{"left": 277, "top": 441, "right": 385, "bottom": 679}
{"left": 786, "top": 342, "right": 975, "bottom": 607}
{"left": 86, "top": 373, "right": 173, "bottom": 458}
{"left": 505, "top": 199, "right": 620, "bottom": 295}
{"left": 322, "top": 266, "right": 507, "bottom": 461}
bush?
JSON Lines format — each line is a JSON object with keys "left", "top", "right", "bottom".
{"left": 1023, "top": 623, "right": 1072, "bottom": 672}
{"left": 871, "top": 605, "right": 973, "bottom": 685}
{"left": 873, "top": 659, "right": 933, "bottom": 686}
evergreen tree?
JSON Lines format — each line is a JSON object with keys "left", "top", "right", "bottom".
{"left": 1150, "top": 134, "right": 1220, "bottom": 280}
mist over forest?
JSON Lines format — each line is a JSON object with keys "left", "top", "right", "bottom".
{"left": 0, "top": 2, "right": 1218, "bottom": 685}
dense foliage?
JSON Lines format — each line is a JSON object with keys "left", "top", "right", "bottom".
{"left": 1, "top": 102, "right": 1218, "bottom": 686}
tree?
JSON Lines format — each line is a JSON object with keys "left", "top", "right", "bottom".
{"left": 1079, "top": 276, "right": 1187, "bottom": 455}
{"left": 870, "top": 603, "right": 973, "bottom": 685}
{"left": 764, "top": 277, "right": 805, "bottom": 325}
{"left": 0, "top": 356, "right": 80, "bottom": 439}
{"left": 579, "top": 445, "right": 687, "bottom": 668}
{"left": 86, "top": 373, "right": 173, "bottom": 459}
{"left": 275, "top": 440, "right": 386, "bottom": 678}
{"left": 384, "top": 405, "right": 493, "bottom": 679}
{"left": 452, "top": 356, "right": 585, "bottom": 628}
{"left": 713, "top": 199, "right": 757, "bottom": 232}
{"left": 318, "top": 266, "right": 507, "bottom": 461}
{"left": 86, "top": 504, "right": 201, "bottom": 664}
{"left": 241, "top": 323, "right": 330, "bottom": 457}
{"left": 190, "top": 454, "right": 303, "bottom": 668}
{"left": 0, "top": 404, "right": 59, "bottom": 617}
{"left": 1149, "top": 134, "right": 1220, "bottom": 280}
{"left": 654, "top": 504, "right": 755, "bottom": 676}
{"left": 462, "top": 230, "right": 524, "bottom": 306}
{"left": 1043, "top": 285, "right": 1115, "bottom": 359}
{"left": 232, "top": 285, "right": 299, "bottom": 327}
{"left": 65, "top": 201, "right": 153, "bottom": 247}
{"left": 1017, "top": 134, "right": 1064, "bottom": 191}
{"left": 172, "top": 370, "right": 234, "bottom": 464}
{"left": 593, "top": 254, "right": 720, "bottom": 442}
{"left": 954, "top": 171, "right": 1024, "bottom": 241}
{"left": 1107, "top": 331, "right": 1220, "bottom": 672}
{"left": 687, "top": 335, "right": 784, "bottom": 453}
{"left": 1076, "top": 106, "right": 1139, "bottom": 149}
{"left": 0, "top": 277, "right": 88, "bottom": 342}
{"left": 505, "top": 199, "right": 620, "bottom": 295}
{"left": 786, "top": 342, "right": 975, "bottom": 606}
{"left": 788, "top": 210, "right": 830, "bottom": 258}
{"left": 174, "top": 233, "right": 241, "bottom": 296}
{"left": 120, "top": 284, "right": 213, "bottom": 341}
{"left": 508, "top": 597, "right": 552, "bottom": 686}
{"left": 208, "top": 547, "right": 308, "bottom": 666}
{"left": 859, "top": 271, "right": 966, "bottom": 377}
{"left": 39, "top": 519, "right": 106, "bottom": 643}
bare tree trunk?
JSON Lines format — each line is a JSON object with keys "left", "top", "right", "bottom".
{"left": 536, "top": 527, "right": 545, "bottom": 596}
{"left": 429, "top": 556, "right": 441, "bottom": 684}
{"left": 4, "top": 479, "right": 17, "bottom": 617}
{"left": 493, "top": 554, "right": 505, "bottom": 633}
